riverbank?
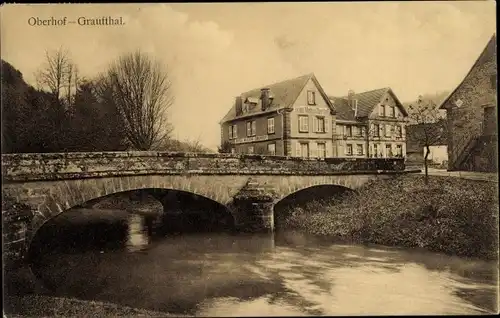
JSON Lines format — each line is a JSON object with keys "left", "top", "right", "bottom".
{"left": 280, "top": 175, "right": 499, "bottom": 260}
{"left": 3, "top": 294, "right": 179, "bottom": 317}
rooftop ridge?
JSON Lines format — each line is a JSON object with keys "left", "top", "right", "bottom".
{"left": 239, "top": 72, "right": 314, "bottom": 96}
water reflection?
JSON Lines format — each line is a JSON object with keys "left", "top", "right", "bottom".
{"left": 126, "top": 214, "right": 150, "bottom": 252}
{"left": 27, "top": 213, "right": 498, "bottom": 316}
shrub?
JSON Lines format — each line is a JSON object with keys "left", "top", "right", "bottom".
{"left": 281, "top": 175, "right": 499, "bottom": 260}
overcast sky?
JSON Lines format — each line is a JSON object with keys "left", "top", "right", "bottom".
{"left": 1, "top": 2, "right": 496, "bottom": 150}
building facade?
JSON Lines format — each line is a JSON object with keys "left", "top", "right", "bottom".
{"left": 438, "top": 34, "right": 497, "bottom": 172}
{"left": 329, "top": 88, "right": 408, "bottom": 158}
{"left": 219, "top": 73, "right": 336, "bottom": 157}
{"left": 219, "top": 74, "right": 409, "bottom": 159}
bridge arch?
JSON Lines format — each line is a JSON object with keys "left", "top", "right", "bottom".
{"left": 15, "top": 174, "right": 250, "bottom": 247}
{"left": 273, "top": 184, "right": 358, "bottom": 205}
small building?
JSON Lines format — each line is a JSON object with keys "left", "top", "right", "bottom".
{"left": 329, "top": 88, "right": 409, "bottom": 158}
{"left": 438, "top": 34, "right": 497, "bottom": 172}
{"left": 219, "top": 73, "right": 336, "bottom": 157}
{"left": 406, "top": 121, "right": 448, "bottom": 168}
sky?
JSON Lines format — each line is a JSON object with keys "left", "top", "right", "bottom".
{"left": 1, "top": 2, "right": 496, "bottom": 150}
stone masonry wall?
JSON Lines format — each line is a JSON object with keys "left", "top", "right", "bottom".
{"left": 443, "top": 38, "right": 497, "bottom": 171}
{"left": 2, "top": 152, "right": 405, "bottom": 182}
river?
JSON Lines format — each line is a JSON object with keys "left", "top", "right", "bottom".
{"left": 28, "top": 212, "right": 498, "bottom": 316}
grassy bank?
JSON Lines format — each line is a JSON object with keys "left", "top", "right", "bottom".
{"left": 281, "top": 175, "right": 499, "bottom": 260}
{"left": 3, "top": 294, "right": 179, "bottom": 317}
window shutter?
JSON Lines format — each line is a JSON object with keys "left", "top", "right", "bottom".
{"left": 313, "top": 117, "right": 318, "bottom": 133}
{"left": 343, "top": 125, "right": 347, "bottom": 136}
{"left": 228, "top": 126, "right": 232, "bottom": 139}
{"left": 325, "top": 118, "right": 329, "bottom": 133}
{"left": 295, "top": 143, "right": 301, "bottom": 157}
{"left": 234, "top": 125, "right": 238, "bottom": 138}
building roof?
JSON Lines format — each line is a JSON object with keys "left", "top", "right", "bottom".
{"left": 220, "top": 73, "right": 334, "bottom": 124}
{"left": 439, "top": 33, "right": 497, "bottom": 110}
{"left": 328, "top": 87, "right": 408, "bottom": 121}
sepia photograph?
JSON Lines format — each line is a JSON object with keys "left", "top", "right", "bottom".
{"left": 1, "top": 1, "right": 498, "bottom": 317}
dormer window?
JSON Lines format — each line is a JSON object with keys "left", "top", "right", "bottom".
{"left": 352, "top": 99, "right": 358, "bottom": 110}
{"left": 245, "top": 97, "right": 259, "bottom": 104}
{"left": 307, "top": 91, "right": 316, "bottom": 105}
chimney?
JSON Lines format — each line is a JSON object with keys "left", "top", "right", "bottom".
{"left": 347, "top": 89, "right": 355, "bottom": 106}
{"left": 235, "top": 96, "right": 243, "bottom": 116}
{"left": 347, "top": 89, "right": 358, "bottom": 116}
{"left": 261, "top": 88, "right": 271, "bottom": 111}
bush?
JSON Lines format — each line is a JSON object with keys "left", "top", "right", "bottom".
{"left": 281, "top": 175, "right": 499, "bottom": 260}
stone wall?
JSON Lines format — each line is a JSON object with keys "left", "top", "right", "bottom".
{"left": 1, "top": 152, "right": 405, "bottom": 182}
{"left": 442, "top": 36, "right": 497, "bottom": 171}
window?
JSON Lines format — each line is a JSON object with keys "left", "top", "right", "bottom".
{"left": 373, "top": 143, "right": 380, "bottom": 157}
{"left": 246, "top": 120, "right": 256, "bottom": 137}
{"left": 373, "top": 124, "right": 380, "bottom": 137}
{"left": 491, "top": 74, "right": 496, "bottom": 89}
{"left": 247, "top": 146, "right": 254, "bottom": 154}
{"left": 396, "top": 145, "right": 403, "bottom": 157}
{"left": 267, "top": 117, "right": 275, "bottom": 134}
{"left": 267, "top": 143, "right": 276, "bottom": 155}
{"left": 317, "top": 143, "right": 326, "bottom": 158}
{"left": 307, "top": 91, "right": 316, "bottom": 105}
{"left": 299, "top": 142, "right": 309, "bottom": 158}
{"left": 395, "top": 125, "right": 402, "bottom": 138}
{"left": 346, "top": 125, "right": 352, "bottom": 137}
{"left": 379, "top": 104, "right": 386, "bottom": 116}
{"left": 385, "top": 144, "right": 392, "bottom": 157}
{"left": 357, "top": 144, "right": 364, "bottom": 156}
{"left": 228, "top": 125, "right": 237, "bottom": 139}
{"left": 356, "top": 126, "right": 363, "bottom": 137}
{"left": 390, "top": 105, "right": 396, "bottom": 117}
{"left": 346, "top": 144, "right": 353, "bottom": 156}
{"left": 299, "top": 115, "right": 309, "bottom": 132}
{"left": 385, "top": 124, "right": 392, "bottom": 137}
{"left": 316, "top": 116, "right": 326, "bottom": 133}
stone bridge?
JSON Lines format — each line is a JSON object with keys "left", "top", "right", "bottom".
{"left": 2, "top": 151, "right": 413, "bottom": 266}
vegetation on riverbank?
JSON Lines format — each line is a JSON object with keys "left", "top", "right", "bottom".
{"left": 280, "top": 175, "right": 499, "bottom": 260}
{"left": 4, "top": 294, "right": 179, "bottom": 317}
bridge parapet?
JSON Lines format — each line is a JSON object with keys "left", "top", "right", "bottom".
{"left": 1, "top": 152, "right": 405, "bottom": 182}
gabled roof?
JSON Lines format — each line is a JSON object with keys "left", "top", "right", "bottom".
{"left": 328, "top": 87, "right": 407, "bottom": 121}
{"left": 439, "top": 33, "right": 497, "bottom": 110}
{"left": 220, "top": 73, "right": 335, "bottom": 124}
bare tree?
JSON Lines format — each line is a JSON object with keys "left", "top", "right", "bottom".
{"left": 104, "top": 50, "right": 174, "bottom": 150}
{"left": 407, "top": 95, "right": 447, "bottom": 184}
{"left": 35, "top": 47, "right": 76, "bottom": 106}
